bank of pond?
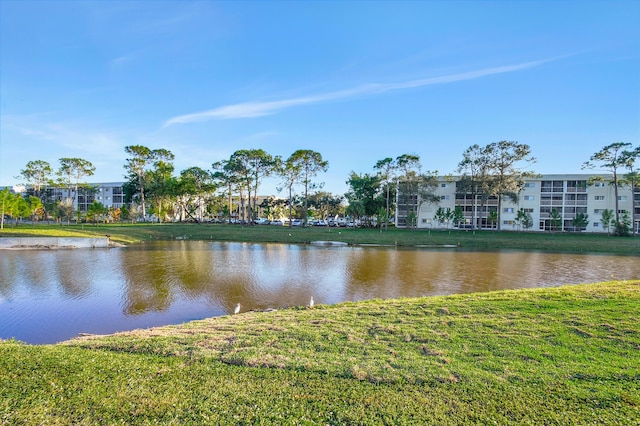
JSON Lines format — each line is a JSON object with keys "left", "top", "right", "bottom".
{"left": 1, "top": 280, "right": 638, "bottom": 424}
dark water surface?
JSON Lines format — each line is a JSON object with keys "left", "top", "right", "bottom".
{"left": 1, "top": 241, "right": 639, "bottom": 344}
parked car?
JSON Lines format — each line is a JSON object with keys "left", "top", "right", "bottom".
{"left": 269, "top": 220, "right": 284, "bottom": 226}
{"left": 291, "top": 219, "right": 303, "bottom": 227}
{"left": 255, "top": 218, "right": 270, "bottom": 225}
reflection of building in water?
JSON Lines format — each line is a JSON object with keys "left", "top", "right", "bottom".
{"left": 396, "top": 174, "right": 640, "bottom": 233}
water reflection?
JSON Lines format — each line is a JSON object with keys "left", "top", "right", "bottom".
{"left": 1, "top": 241, "right": 639, "bottom": 344}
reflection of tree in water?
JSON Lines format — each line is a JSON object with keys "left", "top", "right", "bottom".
{"left": 119, "top": 242, "right": 346, "bottom": 315}
{"left": 55, "top": 252, "right": 97, "bottom": 299}
{"left": 120, "top": 247, "right": 175, "bottom": 315}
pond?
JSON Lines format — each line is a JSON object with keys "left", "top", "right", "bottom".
{"left": 1, "top": 241, "right": 639, "bottom": 344}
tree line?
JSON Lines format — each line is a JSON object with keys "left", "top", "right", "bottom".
{"left": 2, "top": 141, "right": 638, "bottom": 234}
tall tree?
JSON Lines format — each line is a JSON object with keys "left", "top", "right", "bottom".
{"left": 308, "top": 191, "right": 344, "bottom": 219}
{"left": 345, "top": 172, "right": 383, "bottom": 223}
{"left": 57, "top": 157, "right": 96, "bottom": 203}
{"left": 621, "top": 146, "right": 639, "bottom": 236}
{"left": 583, "top": 142, "right": 633, "bottom": 234}
{"left": 212, "top": 161, "right": 242, "bottom": 223}
{"left": 457, "top": 144, "right": 493, "bottom": 229}
{"left": 145, "top": 156, "right": 176, "bottom": 222}
{"left": 277, "top": 156, "right": 302, "bottom": 226}
{"left": 374, "top": 157, "right": 398, "bottom": 230}
{"left": 245, "top": 149, "right": 277, "bottom": 223}
{"left": 176, "top": 167, "right": 217, "bottom": 222}
{"left": 123, "top": 145, "right": 174, "bottom": 220}
{"left": 485, "top": 141, "right": 536, "bottom": 231}
{"left": 286, "top": 150, "right": 328, "bottom": 226}
{"left": 19, "top": 160, "right": 52, "bottom": 198}
{"left": 1, "top": 188, "right": 17, "bottom": 229}
{"left": 395, "top": 154, "right": 440, "bottom": 228}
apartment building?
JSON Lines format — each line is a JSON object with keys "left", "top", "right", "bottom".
{"left": 19, "top": 182, "right": 126, "bottom": 212}
{"left": 397, "top": 174, "right": 640, "bottom": 233}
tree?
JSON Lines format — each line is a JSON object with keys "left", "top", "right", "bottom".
{"left": 485, "top": 141, "right": 536, "bottom": 231}
{"left": 57, "top": 157, "right": 95, "bottom": 202}
{"left": 243, "top": 149, "right": 277, "bottom": 223}
{"left": 515, "top": 208, "right": 533, "bottom": 231}
{"left": 620, "top": 146, "right": 639, "bottom": 236}
{"left": 1, "top": 188, "right": 18, "bottom": 229}
{"left": 286, "top": 150, "right": 328, "bottom": 226}
{"left": 19, "top": 160, "right": 52, "bottom": 198}
{"left": 434, "top": 207, "right": 453, "bottom": 228}
{"left": 145, "top": 155, "right": 176, "bottom": 222}
{"left": 124, "top": 145, "right": 174, "bottom": 220}
{"left": 345, "top": 172, "right": 383, "bottom": 221}
{"left": 308, "top": 191, "right": 344, "bottom": 220}
{"left": 550, "top": 208, "right": 562, "bottom": 232}
{"left": 583, "top": 142, "right": 633, "bottom": 234}
{"left": 374, "top": 157, "right": 398, "bottom": 231}
{"left": 600, "top": 208, "right": 614, "bottom": 236}
{"left": 457, "top": 144, "right": 493, "bottom": 230}
{"left": 452, "top": 206, "right": 465, "bottom": 229}
{"left": 572, "top": 213, "right": 589, "bottom": 232}
{"left": 277, "top": 156, "right": 302, "bottom": 226}
{"left": 395, "top": 154, "right": 440, "bottom": 229}
{"left": 176, "top": 167, "right": 216, "bottom": 222}
{"left": 86, "top": 200, "right": 108, "bottom": 224}
{"left": 27, "top": 196, "right": 44, "bottom": 225}
{"left": 212, "top": 160, "right": 244, "bottom": 223}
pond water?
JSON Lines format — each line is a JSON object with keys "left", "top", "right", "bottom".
{"left": 1, "top": 241, "right": 639, "bottom": 344}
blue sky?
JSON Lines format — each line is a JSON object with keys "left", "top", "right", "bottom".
{"left": 1, "top": 1, "right": 638, "bottom": 196}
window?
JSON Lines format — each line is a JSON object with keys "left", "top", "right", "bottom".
{"left": 541, "top": 180, "right": 563, "bottom": 192}
{"left": 440, "top": 183, "right": 448, "bottom": 188}
{"left": 567, "top": 180, "right": 587, "bottom": 191}
{"left": 594, "top": 182, "right": 605, "bottom": 187}
{"left": 503, "top": 208, "right": 514, "bottom": 213}
{"left": 594, "top": 209, "right": 604, "bottom": 214}
{"left": 594, "top": 196, "right": 605, "bottom": 201}
{"left": 593, "top": 222, "right": 600, "bottom": 227}
{"left": 524, "top": 182, "right": 535, "bottom": 188}
{"left": 523, "top": 208, "right": 534, "bottom": 213}
{"left": 421, "top": 218, "right": 427, "bottom": 224}
{"left": 440, "top": 195, "right": 450, "bottom": 200}
{"left": 503, "top": 220, "right": 515, "bottom": 225}
{"left": 618, "top": 196, "right": 627, "bottom": 201}
{"left": 524, "top": 195, "right": 535, "bottom": 201}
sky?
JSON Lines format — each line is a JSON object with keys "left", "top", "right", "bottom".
{"left": 1, "top": 0, "right": 639, "bottom": 196}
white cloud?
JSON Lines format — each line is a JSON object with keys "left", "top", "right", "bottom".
{"left": 163, "top": 58, "right": 556, "bottom": 127}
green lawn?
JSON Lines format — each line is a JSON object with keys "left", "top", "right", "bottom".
{"left": 2, "top": 281, "right": 639, "bottom": 424}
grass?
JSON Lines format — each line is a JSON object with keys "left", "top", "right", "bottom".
{"left": 2, "top": 222, "right": 640, "bottom": 254}
{"left": 2, "top": 281, "right": 639, "bottom": 424}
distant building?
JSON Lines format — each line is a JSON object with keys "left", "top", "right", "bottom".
{"left": 396, "top": 174, "right": 640, "bottom": 233}
{"left": 19, "top": 182, "right": 126, "bottom": 213}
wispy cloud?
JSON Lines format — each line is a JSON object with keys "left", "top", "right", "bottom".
{"left": 163, "top": 58, "right": 556, "bottom": 127}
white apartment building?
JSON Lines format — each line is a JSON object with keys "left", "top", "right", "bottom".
{"left": 396, "top": 174, "right": 640, "bottom": 233}
{"left": 17, "top": 182, "right": 127, "bottom": 212}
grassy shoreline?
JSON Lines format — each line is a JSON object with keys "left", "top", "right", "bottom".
{"left": 2, "top": 281, "right": 639, "bottom": 424}
{"left": 2, "top": 222, "right": 640, "bottom": 254}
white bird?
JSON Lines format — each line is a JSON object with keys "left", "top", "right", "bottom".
{"left": 309, "top": 296, "right": 314, "bottom": 308}
{"left": 234, "top": 303, "right": 242, "bottom": 314}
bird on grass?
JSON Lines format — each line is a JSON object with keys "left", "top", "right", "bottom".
{"left": 308, "top": 297, "right": 314, "bottom": 308}
{"left": 234, "top": 303, "right": 242, "bottom": 314}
